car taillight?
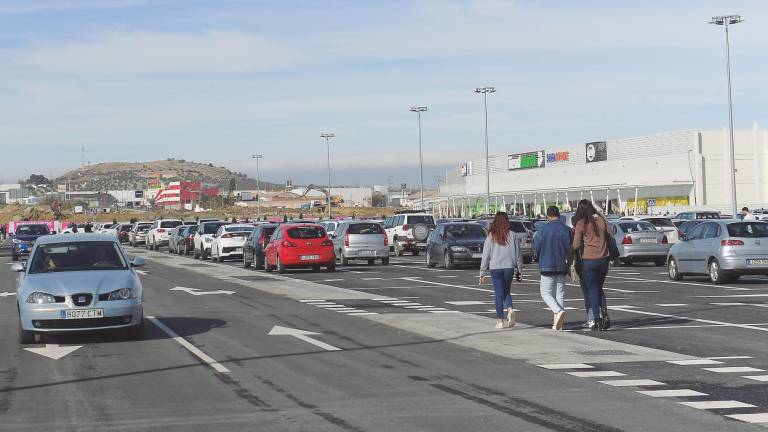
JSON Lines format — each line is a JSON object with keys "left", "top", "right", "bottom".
{"left": 282, "top": 240, "right": 297, "bottom": 247}
{"left": 661, "top": 235, "right": 668, "bottom": 244}
{"left": 157, "top": 228, "right": 166, "bottom": 233}
{"left": 321, "top": 239, "right": 333, "bottom": 246}
{"left": 344, "top": 233, "right": 349, "bottom": 247}
{"left": 721, "top": 239, "right": 744, "bottom": 246}
{"left": 622, "top": 235, "right": 633, "bottom": 245}
{"left": 384, "top": 235, "right": 388, "bottom": 246}
{"left": 402, "top": 224, "right": 409, "bottom": 231}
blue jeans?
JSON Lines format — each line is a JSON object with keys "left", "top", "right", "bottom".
{"left": 490, "top": 268, "right": 514, "bottom": 318}
{"left": 580, "top": 258, "right": 609, "bottom": 321}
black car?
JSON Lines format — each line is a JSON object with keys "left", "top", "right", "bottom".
{"left": 179, "top": 225, "right": 198, "bottom": 255}
{"left": 425, "top": 222, "right": 487, "bottom": 269}
{"left": 168, "top": 225, "right": 187, "bottom": 254}
{"left": 12, "top": 224, "right": 52, "bottom": 261}
{"left": 243, "top": 223, "right": 279, "bottom": 269}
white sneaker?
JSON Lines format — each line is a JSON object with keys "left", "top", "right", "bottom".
{"left": 495, "top": 319, "right": 505, "bottom": 329}
{"left": 554, "top": 310, "right": 566, "bottom": 331}
{"left": 506, "top": 309, "right": 516, "bottom": 328}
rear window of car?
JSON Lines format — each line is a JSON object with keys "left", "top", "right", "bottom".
{"left": 445, "top": 224, "right": 486, "bottom": 239}
{"left": 644, "top": 218, "right": 675, "bottom": 228}
{"left": 619, "top": 222, "right": 656, "bottom": 232}
{"left": 287, "top": 226, "right": 326, "bottom": 239}
{"left": 407, "top": 216, "right": 435, "bottom": 225}
{"left": 509, "top": 221, "right": 527, "bottom": 233}
{"left": 160, "top": 221, "right": 183, "bottom": 228}
{"left": 679, "top": 220, "right": 705, "bottom": 233}
{"left": 120, "top": 225, "right": 132, "bottom": 232}
{"left": 697, "top": 213, "right": 720, "bottom": 219}
{"left": 726, "top": 223, "right": 768, "bottom": 238}
{"left": 263, "top": 227, "right": 277, "bottom": 237}
{"left": 203, "top": 222, "right": 229, "bottom": 234}
{"left": 224, "top": 226, "right": 254, "bottom": 233}
{"left": 137, "top": 224, "right": 151, "bottom": 232}
{"left": 347, "top": 223, "right": 383, "bottom": 235}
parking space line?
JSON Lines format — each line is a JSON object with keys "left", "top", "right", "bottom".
{"left": 666, "top": 359, "right": 724, "bottom": 365}
{"left": 401, "top": 277, "right": 492, "bottom": 293}
{"left": 599, "top": 379, "right": 666, "bottom": 387}
{"left": 567, "top": 371, "right": 626, "bottom": 378}
{"left": 146, "top": 316, "right": 230, "bottom": 374}
{"left": 726, "top": 413, "right": 768, "bottom": 424}
{"left": 537, "top": 363, "right": 594, "bottom": 370}
{"left": 638, "top": 389, "right": 708, "bottom": 398}
{"left": 679, "top": 400, "right": 755, "bottom": 410}
{"left": 702, "top": 367, "right": 765, "bottom": 373}
{"left": 742, "top": 375, "right": 768, "bottom": 382}
{"left": 609, "top": 307, "right": 768, "bottom": 334}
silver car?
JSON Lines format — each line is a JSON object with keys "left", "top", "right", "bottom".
{"left": 13, "top": 234, "right": 145, "bottom": 344}
{"left": 332, "top": 221, "right": 390, "bottom": 265}
{"left": 610, "top": 221, "right": 670, "bottom": 266}
{"left": 668, "top": 220, "right": 768, "bottom": 284}
{"left": 129, "top": 222, "right": 152, "bottom": 247}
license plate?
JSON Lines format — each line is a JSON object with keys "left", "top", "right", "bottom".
{"left": 60, "top": 309, "right": 104, "bottom": 319}
{"left": 359, "top": 250, "right": 376, "bottom": 256}
{"left": 300, "top": 255, "right": 320, "bottom": 260}
{"left": 417, "top": 243, "right": 426, "bottom": 247}
{"left": 471, "top": 253, "right": 483, "bottom": 259}
{"left": 747, "top": 259, "right": 768, "bottom": 265}
{"left": 640, "top": 238, "right": 656, "bottom": 243}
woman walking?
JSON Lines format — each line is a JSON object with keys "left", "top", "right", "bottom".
{"left": 572, "top": 200, "right": 610, "bottom": 331}
{"left": 480, "top": 212, "right": 523, "bottom": 329}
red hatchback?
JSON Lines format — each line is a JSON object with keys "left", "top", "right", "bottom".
{"left": 264, "top": 224, "right": 336, "bottom": 273}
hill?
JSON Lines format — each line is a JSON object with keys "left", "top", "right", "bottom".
{"left": 55, "top": 159, "right": 281, "bottom": 192}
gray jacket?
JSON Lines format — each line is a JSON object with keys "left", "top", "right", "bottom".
{"left": 479, "top": 235, "right": 522, "bottom": 277}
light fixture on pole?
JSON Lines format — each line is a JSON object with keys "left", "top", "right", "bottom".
{"left": 409, "top": 106, "right": 428, "bottom": 211}
{"left": 710, "top": 14, "right": 742, "bottom": 218}
{"left": 251, "top": 154, "right": 263, "bottom": 220}
{"left": 320, "top": 133, "right": 335, "bottom": 219}
{"left": 475, "top": 86, "right": 495, "bottom": 215}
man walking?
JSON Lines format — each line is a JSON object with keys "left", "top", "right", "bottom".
{"left": 742, "top": 207, "right": 756, "bottom": 221}
{"left": 533, "top": 206, "right": 572, "bottom": 330}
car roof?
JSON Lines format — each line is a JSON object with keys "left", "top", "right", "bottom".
{"left": 222, "top": 224, "right": 254, "bottom": 229}
{"left": 36, "top": 233, "right": 118, "bottom": 245}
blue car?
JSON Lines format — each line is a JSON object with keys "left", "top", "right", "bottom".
{"left": 12, "top": 224, "right": 52, "bottom": 261}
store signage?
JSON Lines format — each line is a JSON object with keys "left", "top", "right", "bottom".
{"left": 546, "top": 151, "right": 570, "bottom": 163}
{"left": 134, "top": 190, "right": 144, "bottom": 199}
{"left": 508, "top": 150, "right": 545, "bottom": 170}
{"left": 586, "top": 141, "right": 607, "bottom": 163}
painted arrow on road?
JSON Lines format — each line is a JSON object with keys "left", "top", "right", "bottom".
{"left": 24, "top": 344, "right": 82, "bottom": 360}
{"left": 170, "top": 286, "right": 235, "bottom": 296}
{"left": 268, "top": 326, "right": 341, "bottom": 351}
{"left": 0, "top": 292, "right": 16, "bottom": 297}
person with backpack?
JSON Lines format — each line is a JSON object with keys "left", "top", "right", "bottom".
{"left": 572, "top": 200, "right": 611, "bottom": 331}
{"left": 533, "top": 206, "right": 572, "bottom": 331}
{"left": 480, "top": 212, "right": 523, "bottom": 329}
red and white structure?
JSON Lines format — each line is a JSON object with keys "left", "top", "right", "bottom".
{"left": 152, "top": 181, "right": 219, "bottom": 210}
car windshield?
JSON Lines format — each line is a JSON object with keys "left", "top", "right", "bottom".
{"left": 727, "top": 223, "right": 768, "bottom": 238}
{"left": 120, "top": 225, "right": 132, "bottom": 232}
{"left": 160, "top": 221, "right": 183, "bottom": 228}
{"left": 445, "top": 224, "right": 486, "bottom": 239}
{"left": 187, "top": 226, "right": 198, "bottom": 234}
{"left": 509, "top": 222, "right": 527, "bottom": 233}
{"left": 203, "top": 222, "right": 229, "bottom": 234}
{"left": 619, "top": 222, "right": 657, "bottom": 232}
{"left": 287, "top": 226, "right": 326, "bottom": 239}
{"left": 408, "top": 216, "right": 435, "bottom": 225}
{"left": 28, "top": 241, "right": 127, "bottom": 274}
{"left": 16, "top": 225, "right": 50, "bottom": 236}
{"left": 347, "top": 223, "right": 384, "bottom": 235}
{"left": 645, "top": 218, "right": 675, "bottom": 228}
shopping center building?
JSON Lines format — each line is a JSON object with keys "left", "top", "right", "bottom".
{"left": 436, "top": 126, "right": 768, "bottom": 217}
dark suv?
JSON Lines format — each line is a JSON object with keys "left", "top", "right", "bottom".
{"left": 12, "top": 224, "right": 52, "bottom": 261}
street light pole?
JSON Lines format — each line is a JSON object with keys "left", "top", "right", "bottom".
{"left": 710, "top": 14, "right": 742, "bottom": 218}
{"left": 409, "top": 106, "right": 428, "bottom": 211}
{"left": 251, "top": 154, "right": 263, "bottom": 220}
{"left": 475, "top": 86, "right": 495, "bottom": 215}
{"left": 320, "top": 133, "right": 335, "bottom": 219}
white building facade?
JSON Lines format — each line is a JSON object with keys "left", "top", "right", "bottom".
{"left": 436, "top": 127, "right": 768, "bottom": 216}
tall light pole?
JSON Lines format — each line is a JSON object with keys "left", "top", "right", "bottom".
{"left": 409, "top": 106, "right": 428, "bottom": 211}
{"left": 251, "top": 154, "right": 263, "bottom": 220}
{"left": 320, "top": 133, "right": 335, "bottom": 219}
{"left": 710, "top": 14, "right": 742, "bottom": 218}
{"left": 475, "top": 86, "right": 495, "bottom": 214}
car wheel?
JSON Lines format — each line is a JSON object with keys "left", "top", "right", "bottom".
{"left": 381, "top": 257, "right": 389, "bottom": 266}
{"left": 341, "top": 253, "right": 349, "bottom": 266}
{"left": 668, "top": 257, "right": 683, "bottom": 281}
{"left": 201, "top": 248, "right": 208, "bottom": 260}
{"left": 426, "top": 250, "right": 436, "bottom": 268}
{"left": 444, "top": 251, "right": 455, "bottom": 270}
{"left": 709, "top": 259, "right": 726, "bottom": 284}
{"left": 18, "top": 320, "right": 35, "bottom": 345}
{"left": 125, "top": 320, "right": 144, "bottom": 341}
{"left": 276, "top": 255, "right": 286, "bottom": 274}
{"left": 243, "top": 253, "right": 251, "bottom": 268}
{"left": 327, "top": 263, "right": 336, "bottom": 272}
{"left": 194, "top": 247, "right": 200, "bottom": 259}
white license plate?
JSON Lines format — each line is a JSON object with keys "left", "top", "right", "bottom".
{"left": 471, "top": 253, "right": 483, "bottom": 259}
{"left": 417, "top": 243, "right": 426, "bottom": 247}
{"left": 747, "top": 259, "right": 768, "bottom": 265}
{"left": 359, "top": 250, "right": 376, "bottom": 256}
{"left": 640, "top": 239, "right": 657, "bottom": 243}
{"left": 300, "top": 255, "right": 320, "bottom": 260}
{"left": 61, "top": 309, "right": 104, "bottom": 319}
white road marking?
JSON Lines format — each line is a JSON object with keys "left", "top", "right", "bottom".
{"left": 695, "top": 294, "right": 768, "bottom": 298}
{"left": 607, "top": 305, "right": 640, "bottom": 309}
{"left": 23, "top": 344, "right": 82, "bottom": 360}
{"left": 623, "top": 324, "right": 731, "bottom": 330}
{"left": 567, "top": 371, "right": 626, "bottom": 378}
{"left": 401, "top": 277, "right": 492, "bottom": 293}
{"left": 299, "top": 299, "right": 328, "bottom": 302}
{"left": 679, "top": 400, "right": 755, "bottom": 410}
{"left": 268, "top": 325, "right": 341, "bottom": 351}
{"left": 656, "top": 304, "right": 688, "bottom": 307}
{"left": 435, "top": 275, "right": 457, "bottom": 278}
{"left": 742, "top": 375, "right": 768, "bottom": 382}
{"left": 392, "top": 303, "right": 423, "bottom": 306}
{"left": 428, "top": 310, "right": 462, "bottom": 314}
{"left": 380, "top": 300, "right": 409, "bottom": 303}
{"left": 445, "top": 301, "right": 493, "bottom": 306}
{"left": 147, "top": 316, "right": 230, "bottom": 373}
{"left": 347, "top": 312, "right": 379, "bottom": 316}
{"left": 417, "top": 307, "right": 449, "bottom": 311}
{"left": 706, "top": 356, "right": 754, "bottom": 360}
{"left": 610, "top": 307, "right": 768, "bottom": 334}
{"left": 599, "top": 379, "right": 666, "bottom": 387}
{"left": 537, "top": 363, "right": 594, "bottom": 370}
{"left": 709, "top": 302, "right": 747, "bottom": 306}
{"left": 726, "top": 413, "right": 768, "bottom": 424}
{"left": 404, "top": 305, "right": 434, "bottom": 309}
{"left": 335, "top": 309, "right": 364, "bottom": 313}
{"left": 317, "top": 305, "right": 349, "bottom": 309}
{"left": 361, "top": 277, "right": 383, "bottom": 280}
{"left": 638, "top": 389, "right": 708, "bottom": 398}
{"left": 321, "top": 279, "right": 344, "bottom": 282}
{"left": 170, "top": 286, "right": 234, "bottom": 296}
{"left": 666, "top": 359, "right": 724, "bottom": 365}
{"left": 0, "top": 292, "right": 16, "bottom": 297}
{"left": 703, "top": 366, "right": 765, "bottom": 373}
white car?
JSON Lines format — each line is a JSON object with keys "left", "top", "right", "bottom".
{"left": 99, "top": 223, "right": 119, "bottom": 236}
{"left": 210, "top": 224, "right": 255, "bottom": 262}
{"left": 618, "top": 216, "right": 681, "bottom": 244}
{"left": 193, "top": 220, "right": 230, "bottom": 260}
{"left": 384, "top": 213, "right": 436, "bottom": 256}
{"left": 322, "top": 221, "right": 339, "bottom": 238}
{"left": 146, "top": 219, "right": 184, "bottom": 251}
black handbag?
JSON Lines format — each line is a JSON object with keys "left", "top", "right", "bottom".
{"left": 604, "top": 224, "right": 620, "bottom": 261}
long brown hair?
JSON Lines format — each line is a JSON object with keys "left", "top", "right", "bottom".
{"left": 489, "top": 212, "right": 510, "bottom": 245}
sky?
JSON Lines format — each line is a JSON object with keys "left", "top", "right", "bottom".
{"left": 0, "top": 0, "right": 767, "bottom": 188}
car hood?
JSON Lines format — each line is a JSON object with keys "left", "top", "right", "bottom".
{"left": 15, "top": 234, "right": 46, "bottom": 242}
{"left": 21, "top": 270, "right": 138, "bottom": 296}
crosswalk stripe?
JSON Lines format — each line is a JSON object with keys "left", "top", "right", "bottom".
{"left": 537, "top": 363, "right": 594, "bottom": 370}
{"left": 567, "top": 371, "right": 625, "bottom": 378}
{"left": 666, "top": 359, "right": 724, "bottom": 365}
{"left": 680, "top": 400, "right": 755, "bottom": 410}
{"left": 599, "top": 379, "right": 665, "bottom": 387}
{"left": 703, "top": 367, "right": 765, "bottom": 373}
{"left": 726, "top": 413, "right": 768, "bottom": 423}
{"left": 637, "top": 389, "right": 708, "bottom": 398}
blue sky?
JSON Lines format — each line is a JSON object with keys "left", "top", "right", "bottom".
{"left": 0, "top": 0, "right": 766, "bottom": 187}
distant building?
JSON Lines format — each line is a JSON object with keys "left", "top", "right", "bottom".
{"left": 153, "top": 181, "right": 219, "bottom": 210}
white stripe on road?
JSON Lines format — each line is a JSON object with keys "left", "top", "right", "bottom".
{"left": 299, "top": 299, "right": 328, "bottom": 302}
{"left": 656, "top": 304, "right": 688, "bottom": 307}
{"left": 347, "top": 312, "right": 379, "bottom": 316}
{"left": 705, "top": 356, "right": 754, "bottom": 360}
{"left": 428, "top": 310, "right": 462, "bottom": 314}
{"left": 400, "top": 277, "right": 492, "bottom": 293}
{"left": 666, "top": 359, "right": 724, "bottom": 365}
{"left": 638, "top": 389, "right": 708, "bottom": 398}
{"left": 599, "top": 379, "right": 666, "bottom": 387}
{"left": 695, "top": 294, "right": 768, "bottom": 298}
{"left": 567, "top": 371, "right": 626, "bottom": 378}
{"left": 703, "top": 366, "right": 765, "bottom": 373}
{"left": 537, "top": 363, "right": 594, "bottom": 370}
{"left": 742, "top": 375, "right": 768, "bottom": 382}
{"left": 726, "top": 413, "right": 768, "bottom": 424}
{"left": 610, "top": 307, "right": 768, "bottom": 334}
{"left": 679, "top": 400, "right": 755, "bottom": 410}
{"left": 146, "top": 316, "right": 230, "bottom": 373}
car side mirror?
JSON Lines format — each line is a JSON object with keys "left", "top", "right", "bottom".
{"left": 11, "top": 262, "right": 25, "bottom": 272}
{"left": 130, "top": 257, "right": 146, "bottom": 268}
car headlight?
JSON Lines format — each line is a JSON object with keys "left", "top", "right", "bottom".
{"left": 26, "top": 292, "right": 56, "bottom": 304}
{"left": 450, "top": 246, "right": 468, "bottom": 252}
{"left": 107, "top": 288, "right": 135, "bottom": 300}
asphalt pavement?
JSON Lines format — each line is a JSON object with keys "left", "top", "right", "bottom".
{"left": 2, "top": 243, "right": 768, "bottom": 431}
